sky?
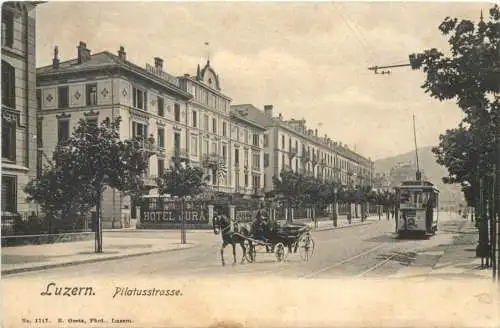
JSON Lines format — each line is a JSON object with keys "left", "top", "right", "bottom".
{"left": 35, "top": 1, "right": 491, "bottom": 160}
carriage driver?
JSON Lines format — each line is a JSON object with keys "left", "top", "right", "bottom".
{"left": 251, "top": 210, "right": 268, "bottom": 241}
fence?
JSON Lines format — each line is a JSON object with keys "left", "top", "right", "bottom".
{"left": 1, "top": 211, "right": 91, "bottom": 237}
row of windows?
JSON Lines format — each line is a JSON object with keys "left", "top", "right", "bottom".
{"left": 233, "top": 148, "right": 260, "bottom": 169}
{"left": 193, "top": 84, "right": 229, "bottom": 112}
{"left": 278, "top": 134, "right": 369, "bottom": 173}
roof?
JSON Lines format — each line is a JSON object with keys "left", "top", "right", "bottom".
{"left": 231, "top": 103, "right": 373, "bottom": 165}
{"left": 231, "top": 104, "right": 275, "bottom": 128}
{"left": 37, "top": 51, "right": 192, "bottom": 100}
{"left": 230, "top": 106, "right": 267, "bottom": 130}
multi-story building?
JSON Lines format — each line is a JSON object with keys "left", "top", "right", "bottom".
{"left": 36, "top": 42, "right": 193, "bottom": 228}
{"left": 2, "top": 2, "right": 40, "bottom": 215}
{"left": 231, "top": 104, "right": 374, "bottom": 192}
{"left": 230, "top": 105, "right": 266, "bottom": 196}
{"left": 177, "top": 60, "right": 234, "bottom": 193}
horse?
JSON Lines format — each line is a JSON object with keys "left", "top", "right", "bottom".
{"left": 213, "top": 214, "right": 252, "bottom": 266}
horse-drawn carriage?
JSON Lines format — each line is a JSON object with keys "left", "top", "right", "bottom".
{"left": 213, "top": 214, "right": 315, "bottom": 266}
{"left": 242, "top": 222, "right": 316, "bottom": 263}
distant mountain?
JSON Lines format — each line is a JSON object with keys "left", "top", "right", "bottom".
{"left": 374, "top": 146, "right": 465, "bottom": 205}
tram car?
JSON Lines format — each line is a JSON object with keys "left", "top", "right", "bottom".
{"left": 394, "top": 180, "right": 439, "bottom": 237}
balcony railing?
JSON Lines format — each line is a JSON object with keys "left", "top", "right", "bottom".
{"left": 143, "top": 174, "right": 158, "bottom": 187}
{"left": 173, "top": 148, "right": 189, "bottom": 160}
{"left": 288, "top": 147, "right": 298, "bottom": 159}
{"left": 202, "top": 152, "right": 223, "bottom": 169}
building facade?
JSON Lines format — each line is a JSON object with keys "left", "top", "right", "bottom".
{"left": 1, "top": 2, "right": 39, "bottom": 215}
{"left": 177, "top": 60, "right": 235, "bottom": 194}
{"left": 230, "top": 105, "right": 266, "bottom": 196}
{"left": 231, "top": 104, "right": 374, "bottom": 192}
{"left": 36, "top": 42, "right": 193, "bottom": 228}
{"left": 36, "top": 44, "right": 267, "bottom": 227}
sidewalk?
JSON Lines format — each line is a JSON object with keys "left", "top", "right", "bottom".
{"left": 1, "top": 232, "right": 197, "bottom": 275}
{"left": 289, "top": 215, "right": 379, "bottom": 231}
{"left": 390, "top": 219, "right": 492, "bottom": 280}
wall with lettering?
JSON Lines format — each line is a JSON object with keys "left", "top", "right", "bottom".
{"left": 137, "top": 198, "right": 211, "bottom": 229}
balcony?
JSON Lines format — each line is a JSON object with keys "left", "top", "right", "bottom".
{"left": 202, "top": 152, "right": 223, "bottom": 169}
{"left": 252, "top": 165, "right": 261, "bottom": 173}
{"left": 288, "top": 147, "right": 298, "bottom": 159}
{"left": 172, "top": 148, "right": 189, "bottom": 162}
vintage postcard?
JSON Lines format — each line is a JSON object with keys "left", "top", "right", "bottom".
{"left": 2, "top": 0, "right": 499, "bottom": 327}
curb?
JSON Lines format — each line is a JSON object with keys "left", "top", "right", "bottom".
{"left": 313, "top": 220, "right": 376, "bottom": 232}
{"left": 2, "top": 244, "right": 198, "bottom": 276}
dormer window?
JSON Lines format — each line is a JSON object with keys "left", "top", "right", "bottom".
{"left": 208, "top": 78, "right": 212, "bottom": 86}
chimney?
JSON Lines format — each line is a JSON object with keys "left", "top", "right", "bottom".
{"left": 118, "top": 46, "right": 126, "bottom": 61}
{"left": 77, "top": 41, "right": 91, "bottom": 64}
{"left": 264, "top": 105, "right": 273, "bottom": 117}
{"left": 278, "top": 113, "right": 283, "bottom": 120}
{"left": 52, "top": 46, "right": 60, "bottom": 69}
{"left": 154, "top": 57, "right": 164, "bottom": 71}
{"left": 315, "top": 129, "right": 318, "bottom": 137}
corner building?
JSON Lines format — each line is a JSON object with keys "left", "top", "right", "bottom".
{"left": 36, "top": 43, "right": 192, "bottom": 228}
{"left": 231, "top": 104, "right": 374, "bottom": 192}
{"left": 1, "top": 2, "right": 40, "bottom": 216}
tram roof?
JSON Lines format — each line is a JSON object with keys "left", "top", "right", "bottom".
{"left": 394, "top": 180, "right": 439, "bottom": 192}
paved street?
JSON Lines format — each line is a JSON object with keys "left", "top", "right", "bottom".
{"left": 4, "top": 212, "right": 487, "bottom": 281}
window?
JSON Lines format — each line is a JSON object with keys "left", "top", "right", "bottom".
{"left": 1, "top": 175, "right": 17, "bottom": 212}
{"left": 264, "top": 153, "right": 269, "bottom": 168}
{"left": 192, "top": 110, "right": 197, "bottom": 128}
{"left": 244, "top": 149, "right": 249, "bottom": 167}
{"left": 86, "top": 83, "right": 97, "bottom": 106}
{"left": 236, "top": 127, "right": 240, "bottom": 141}
{"left": 191, "top": 135, "right": 198, "bottom": 155}
{"left": 57, "top": 119, "right": 70, "bottom": 144}
{"left": 36, "top": 89, "right": 41, "bottom": 110}
{"left": 203, "top": 140, "right": 209, "bottom": 155}
{"left": 234, "top": 149, "right": 239, "bottom": 166}
{"left": 58, "top": 86, "right": 69, "bottom": 108}
{"left": 253, "top": 175, "right": 260, "bottom": 189}
{"left": 158, "top": 97, "right": 164, "bottom": 117}
{"left": 2, "top": 117, "right": 16, "bottom": 161}
{"left": 263, "top": 135, "right": 268, "bottom": 147}
{"left": 2, "top": 10, "right": 14, "bottom": 48}
{"left": 244, "top": 130, "right": 248, "bottom": 144}
{"left": 157, "top": 159, "right": 165, "bottom": 176}
{"left": 252, "top": 153, "right": 260, "bottom": 169}
{"left": 203, "top": 114, "right": 209, "bottom": 131}
{"left": 281, "top": 135, "right": 285, "bottom": 149}
{"left": 2, "top": 61, "right": 15, "bottom": 108}
{"left": 132, "top": 87, "right": 147, "bottom": 110}
{"left": 222, "top": 122, "right": 227, "bottom": 137}
{"left": 244, "top": 173, "right": 248, "bottom": 187}
{"left": 252, "top": 134, "right": 259, "bottom": 147}
{"left": 288, "top": 138, "right": 292, "bottom": 151}
{"left": 174, "top": 103, "right": 181, "bottom": 122}
{"left": 132, "top": 121, "right": 147, "bottom": 139}
{"left": 174, "top": 132, "right": 181, "bottom": 151}
{"left": 157, "top": 127, "right": 165, "bottom": 148}
{"left": 212, "top": 142, "right": 217, "bottom": 154}
{"left": 212, "top": 118, "right": 217, "bottom": 134}
{"left": 222, "top": 145, "right": 227, "bottom": 163}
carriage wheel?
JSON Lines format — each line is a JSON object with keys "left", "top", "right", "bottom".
{"left": 298, "top": 233, "right": 315, "bottom": 261}
{"left": 274, "top": 242, "right": 287, "bottom": 263}
{"left": 244, "top": 240, "right": 255, "bottom": 263}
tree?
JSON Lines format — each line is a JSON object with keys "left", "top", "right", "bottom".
{"left": 156, "top": 160, "right": 207, "bottom": 244}
{"left": 272, "top": 169, "right": 306, "bottom": 208}
{"left": 409, "top": 5, "right": 499, "bottom": 203}
{"left": 156, "top": 160, "right": 206, "bottom": 198}
{"left": 25, "top": 117, "right": 153, "bottom": 252}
